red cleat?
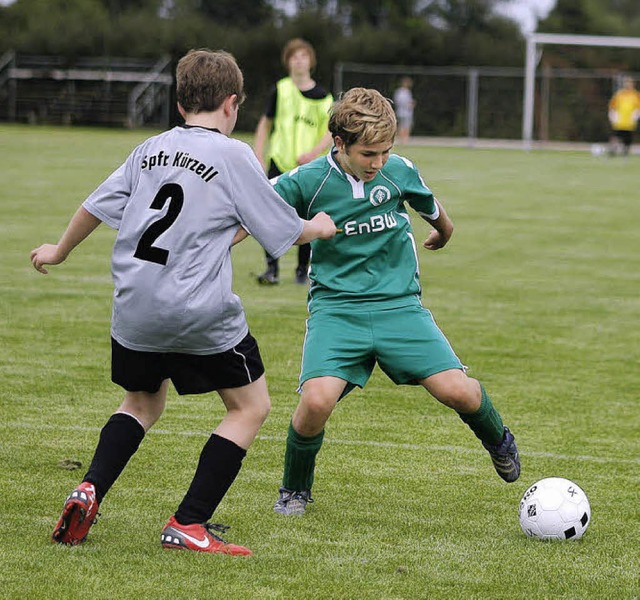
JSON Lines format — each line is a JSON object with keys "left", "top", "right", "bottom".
{"left": 52, "top": 482, "right": 99, "bottom": 545}
{"left": 161, "top": 516, "right": 252, "bottom": 556}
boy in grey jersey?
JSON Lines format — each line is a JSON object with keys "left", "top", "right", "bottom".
{"left": 271, "top": 88, "right": 520, "bottom": 517}
{"left": 30, "top": 49, "right": 335, "bottom": 555}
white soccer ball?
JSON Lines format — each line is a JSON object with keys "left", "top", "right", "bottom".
{"left": 519, "top": 477, "right": 591, "bottom": 541}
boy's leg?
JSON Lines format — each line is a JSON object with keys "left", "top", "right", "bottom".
{"left": 257, "top": 160, "right": 284, "bottom": 285}
{"left": 295, "top": 244, "right": 311, "bottom": 283}
{"left": 456, "top": 383, "right": 521, "bottom": 483}
{"left": 174, "top": 433, "right": 247, "bottom": 525}
{"left": 456, "top": 382, "right": 505, "bottom": 446}
{"left": 164, "top": 377, "right": 269, "bottom": 555}
{"left": 52, "top": 386, "right": 167, "bottom": 544}
{"left": 422, "top": 370, "right": 503, "bottom": 444}
{"left": 281, "top": 422, "right": 325, "bottom": 492}
{"left": 422, "top": 370, "right": 519, "bottom": 482}
{"left": 257, "top": 251, "right": 279, "bottom": 284}
{"left": 174, "top": 376, "right": 270, "bottom": 523}
{"left": 83, "top": 412, "right": 146, "bottom": 503}
{"left": 275, "top": 376, "right": 343, "bottom": 515}
{"left": 85, "top": 385, "right": 167, "bottom": 500}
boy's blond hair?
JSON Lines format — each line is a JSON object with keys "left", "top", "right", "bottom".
{"left": 329, "top": 88, "right": 397, "bottom": 147}
{"left": 281, "top": 38, "right": 317, "bottom": 71}
{"left": 176, "top": 49, "right": 245, "bottom": 114}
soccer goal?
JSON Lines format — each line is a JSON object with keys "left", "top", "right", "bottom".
{"left": 522, "top": 33, "right": 640, "bottom": 148}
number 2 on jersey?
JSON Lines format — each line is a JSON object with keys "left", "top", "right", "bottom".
{"left": 134, "top": 183, "right": 184, "bottom": 265}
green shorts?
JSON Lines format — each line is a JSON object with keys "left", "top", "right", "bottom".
{"left": 301, "top": 303, "right": 463, "bottom": 396}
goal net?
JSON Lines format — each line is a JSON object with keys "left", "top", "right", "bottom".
{"left": 523, "top": 33, "right": 640, "bottom": 148}
{"left": 334, "top": 36, "right": 640, "bottom": 147}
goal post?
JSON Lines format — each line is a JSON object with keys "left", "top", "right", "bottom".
{"left": 523, "top": 33, "right": 640, "bottom": 148}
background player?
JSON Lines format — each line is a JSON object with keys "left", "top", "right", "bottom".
{"left": 254, "top": 38, "right": 334, "bottom": 285}
{"left": 30, "top": 48, "right": 335, "bottom": 554}
{"left": 393, "top": 76, "right": 416, "bottom": 144}
{"left": 608, "top": 76, "right": 640, "bottom": 156}
{"left": 268, "top": 87, "right": 520, "bottom": 516}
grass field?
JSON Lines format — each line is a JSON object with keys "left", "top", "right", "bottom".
{"left": 1, "top": 124, "right": 638, "bottom": 599}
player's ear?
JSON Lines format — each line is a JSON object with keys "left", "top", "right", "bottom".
{"left": 177, "top": 103, "right": 187, "bottom": 120}
{"left": 334, "top": 136, "right": 345, "bottom": 152}
{"left": 223, "top": 94, "right": 239, "bottom": 116}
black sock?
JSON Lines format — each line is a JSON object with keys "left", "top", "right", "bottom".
{"left": 297, "top": 243, "right": 311, "bottom": 272}
{"left": 83, "top": 412, "right": 145, "bottom": 504}
{"left": 174, "top": 434, "right": 247, "bottom": 525}
{"left": 265, "top": 252, "right": 279, "bottom": 276}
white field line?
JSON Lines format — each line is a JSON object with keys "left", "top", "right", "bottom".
{"left": 7, "top": 422, "right": 640, "bottom": 465}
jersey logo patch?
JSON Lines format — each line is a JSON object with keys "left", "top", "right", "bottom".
{"left": 369, "top": 185, "right": 392, "bottom": 206}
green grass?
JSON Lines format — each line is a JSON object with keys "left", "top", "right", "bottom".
{"left": 1, "top": 124, "right": 639, "bottom": 599}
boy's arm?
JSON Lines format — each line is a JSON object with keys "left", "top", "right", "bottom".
{"left": 232, "top": 211, "right": 336, "bottom": 248}
{"left": 253, "top": 115, "right": 274, "bottom": 172}
{"left": 423, "top": 199, "right": 454, "bottom": 251}
{"left": 231, "top": 226, "right": 250, "bottom": 246}
{"left": 296, "top": 211, "right": 336, "bottom": 244}
{"left": 297, "top": 131, "right": 333, "bottom": 165}
{"left": 30, "top": 206, "right": 102, "bottom": 274}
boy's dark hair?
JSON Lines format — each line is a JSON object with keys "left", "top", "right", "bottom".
{"left": 176, "top": 49, "right": 246, "bottom": 114}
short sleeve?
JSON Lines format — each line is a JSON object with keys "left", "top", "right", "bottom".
{"left": 227, "top": 144, "right": 303, "bottom": 257}
{"left": 82, "top": 151, "right": 139, "bottom": 229}
{"left": 397, "top": 156, "right": 438, "bottom": 220}
{"left": 273, "top": 168, "right": 308, "bottom": 218}
{"left": 264, "top": 86, "right": 278, "bottom": 118}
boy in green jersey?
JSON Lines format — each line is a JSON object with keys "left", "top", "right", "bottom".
{"left": 271, "top": 87, "right": 520, "bottom": 516}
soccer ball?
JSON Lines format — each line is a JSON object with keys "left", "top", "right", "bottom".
{"left": 519, "top": 477, "right": 591, "bottom": 541}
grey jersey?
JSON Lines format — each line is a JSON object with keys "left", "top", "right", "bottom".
{"left": 83, "top": 125, "right": 303, "bottom": 354}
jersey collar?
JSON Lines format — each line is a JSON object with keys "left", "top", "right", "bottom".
{"left": 327, "top": 148, "right": 366, "bottom": 199}
{"left": 179, "top": 124, "right": 222, "bottom": 134}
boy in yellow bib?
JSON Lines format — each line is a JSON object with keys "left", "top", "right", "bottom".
{"left": 254, "top": 38, "right": 333, "bottom": 284}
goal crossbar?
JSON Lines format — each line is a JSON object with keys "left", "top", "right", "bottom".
{"left": 523, "top": 33, "right": 640, "bottom": 147}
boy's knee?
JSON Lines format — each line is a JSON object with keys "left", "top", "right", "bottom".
{"left": 300, "top": 392, "right": 334, "bottom": 418}
{"left": 254, "top": 397, "right": 271, "bottom": 424}
{"left": 428, "top": 371, "right": 481, "bottom": 412}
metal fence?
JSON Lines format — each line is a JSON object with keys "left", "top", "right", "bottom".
{"left": 1, "top": 54, "right": 635, "bottom": 143}
{"left": 0, "top": 52, "right": 173, "bottom": 128}
{"left": 334, "top": 62, "right": 637, "bottom": 144}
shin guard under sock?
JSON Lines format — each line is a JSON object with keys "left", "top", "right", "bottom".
{"left": 174, "top": 434, "right": 247, "bottom": 526}
{"left": 282, "top": 422, "right": 325, "bottom": 492}
{"left": 83, "top": 412, "right": 146, "bottom": 504}
{"left": 457, "top": 385, "right": 505, "bottom": 446}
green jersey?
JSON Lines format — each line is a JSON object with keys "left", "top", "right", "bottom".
{"left": 273, "top": 150, "right": 439, "bottom": 311}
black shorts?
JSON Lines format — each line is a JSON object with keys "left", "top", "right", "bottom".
{"left": 111, "top": 333, "right": 265, "bottom": 395}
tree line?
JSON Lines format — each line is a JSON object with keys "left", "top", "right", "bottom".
{"left": 1, "top": 0, "right": 639, "bottom": 131}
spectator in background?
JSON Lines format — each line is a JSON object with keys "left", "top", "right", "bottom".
{"left": 393, "top": 76, "right": 416, "bottom": 145}
{"left": 608, "top": 76, "right": 640, "bottom": 157}
{"left": 254, "top": 38, "right": 334, "bottom": 285}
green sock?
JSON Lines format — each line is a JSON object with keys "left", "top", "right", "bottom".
{"left": 458, "top": 385, "right": 504, "bottom": 446}
{"left": 282, "top": 422, "right": 325, "bottom": 492}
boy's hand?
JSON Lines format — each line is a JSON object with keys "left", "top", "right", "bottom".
{"left": 30, "top": 244, "right": 66, "bottom": 274}
{"left": 423, "top": 230, "right": 448, "bottom": 251}
{"left": 311, "top": 211, "right": 337, "bottom": 239}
